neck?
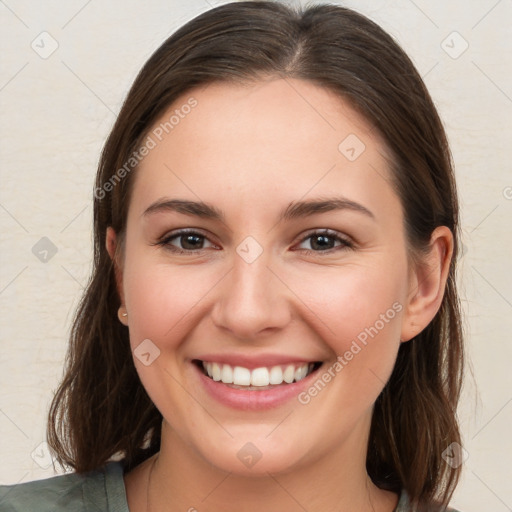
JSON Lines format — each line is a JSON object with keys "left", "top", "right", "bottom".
{"left": 137, "top": 420, "right": 398, "bottom": 512}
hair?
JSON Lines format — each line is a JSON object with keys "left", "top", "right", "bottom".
{"left": 47, "top": 1, "right": 464, "bottom": 508}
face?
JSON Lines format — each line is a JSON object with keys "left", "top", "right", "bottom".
{"left": 112, "top": 78, "right": 418, "bottom": 476}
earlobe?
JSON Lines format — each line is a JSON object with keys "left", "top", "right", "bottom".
{"left": 400, "top": 226, "right": 453, "bottom": 342}
{"left": 117, "top": 305, "right": 129, "bottom": 326}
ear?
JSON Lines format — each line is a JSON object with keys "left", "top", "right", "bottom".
{"left": 400, "top": 226, "right": 454, "bottom": 342}
{"left": 106, "top": 226, "right": 126, "bottom": 309}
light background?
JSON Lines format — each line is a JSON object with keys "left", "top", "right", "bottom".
{"left": 0, "top": 1, "right": 511, "bottom": 510}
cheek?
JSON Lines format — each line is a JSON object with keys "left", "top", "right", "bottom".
{"left": 123, "top": 256, "right": 215, "bottom": 348}
{"left": 120, "top": 253, "right": 218, "bottom": 423}
{"left": 288, "top": 261, "right": 406, "bottom": 396}
{"left": 295, "top": 259, "right": 404, "bottom": 335}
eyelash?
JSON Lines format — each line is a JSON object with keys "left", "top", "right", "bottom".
{"left": 154, "top": 228, "right": 354, "bottom": 256}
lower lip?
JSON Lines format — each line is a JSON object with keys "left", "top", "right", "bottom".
{"left": 193, "top": 362, "right": 321, "bottom": 411}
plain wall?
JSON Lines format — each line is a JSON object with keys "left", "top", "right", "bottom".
{"left": 1, "top": 1, "right": 511, "bottom": 511}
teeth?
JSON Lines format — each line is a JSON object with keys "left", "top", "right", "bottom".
{"left": 233, "top": 366, "right": 251, "bottom": 386}
{"left": 294, "top": 364, "right": 308, "bottom": 382}
{"left": 221, "top": 364, "right": 233, "bottom": 384}
{"left": 283, "top": 365, "right": 295, "bottom": 383}
{"left": 251, "top": 367, "right": 269, "bottom": 386}
{"left": 211, "top": 363, "right": 221, "bottom": 381}
{"left": 201, "top": 361, "right": 314, "bottom": 387}
{"left": 269, "top": 366, "right": 283, "bottom": 385}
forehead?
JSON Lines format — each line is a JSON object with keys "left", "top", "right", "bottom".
{"left": 129, "top": 78, "right": 399, "bottom": 223}
{"left": 157, "top": 78, "right": 380, "bottom": 160}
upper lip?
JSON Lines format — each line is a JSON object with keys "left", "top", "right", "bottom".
{"left": 193, "top": 354, "right": 322, "bottom": 369}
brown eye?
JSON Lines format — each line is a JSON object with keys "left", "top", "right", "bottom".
{"left": 176, "top": 233, "right": 205, "bottom": 250}
{"left": 158, "top": 229, "right": 217, "bottom": 254}
{"left": 296, "top": 230, "right": 353, "bottom": 253}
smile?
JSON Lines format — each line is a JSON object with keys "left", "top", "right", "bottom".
{"left": 198, "top": 360, "right": 322, "bottom": 389}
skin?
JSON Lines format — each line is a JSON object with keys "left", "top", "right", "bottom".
{"left": 106, "top": 78, "right": 453, "bottom": 511}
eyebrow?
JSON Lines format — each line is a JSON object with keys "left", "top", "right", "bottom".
{"left": 142, "top": 197, "right": 375, "bottom": 222}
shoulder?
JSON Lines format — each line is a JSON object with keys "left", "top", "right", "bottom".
{"left": 0, "top": 461, "right": 128, "bottom": 512}
{"left": 396, "top": 490, "right": 463, "bottom": 512}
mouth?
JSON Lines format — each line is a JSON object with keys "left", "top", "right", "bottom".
{"left": 193, "top": 359, "right": 323, "bottom": 390}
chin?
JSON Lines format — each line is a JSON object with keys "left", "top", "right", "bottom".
{"left": 194, "top": 433, "right": 309, "bottom": 477}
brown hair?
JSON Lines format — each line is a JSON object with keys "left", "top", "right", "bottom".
{"left": 48, "top": 1, "right": 464, "bottom": 507}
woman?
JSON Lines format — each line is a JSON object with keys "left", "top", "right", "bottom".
{"left": 0, "top": 2, "right": 464, "bottom": 511}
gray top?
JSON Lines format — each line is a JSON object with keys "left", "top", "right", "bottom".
{"left": 0, "top": 462, "right": 460, "bottom": 511}
{"left": 0, "top": 462, "right": 128, "bottom": 512}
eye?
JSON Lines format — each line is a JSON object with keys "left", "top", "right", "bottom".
{"left": 154, "top": 228, "right": 353, "bottom": 255}
{"left": 156, "top": 229, "right": 218, "bottom": 254}
{"left": 295, "top": 230, "right": 354, "bottom": 253}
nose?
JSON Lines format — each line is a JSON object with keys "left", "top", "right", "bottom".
{"left": 211, "top": 249, "right": 292, "bottom": 341}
